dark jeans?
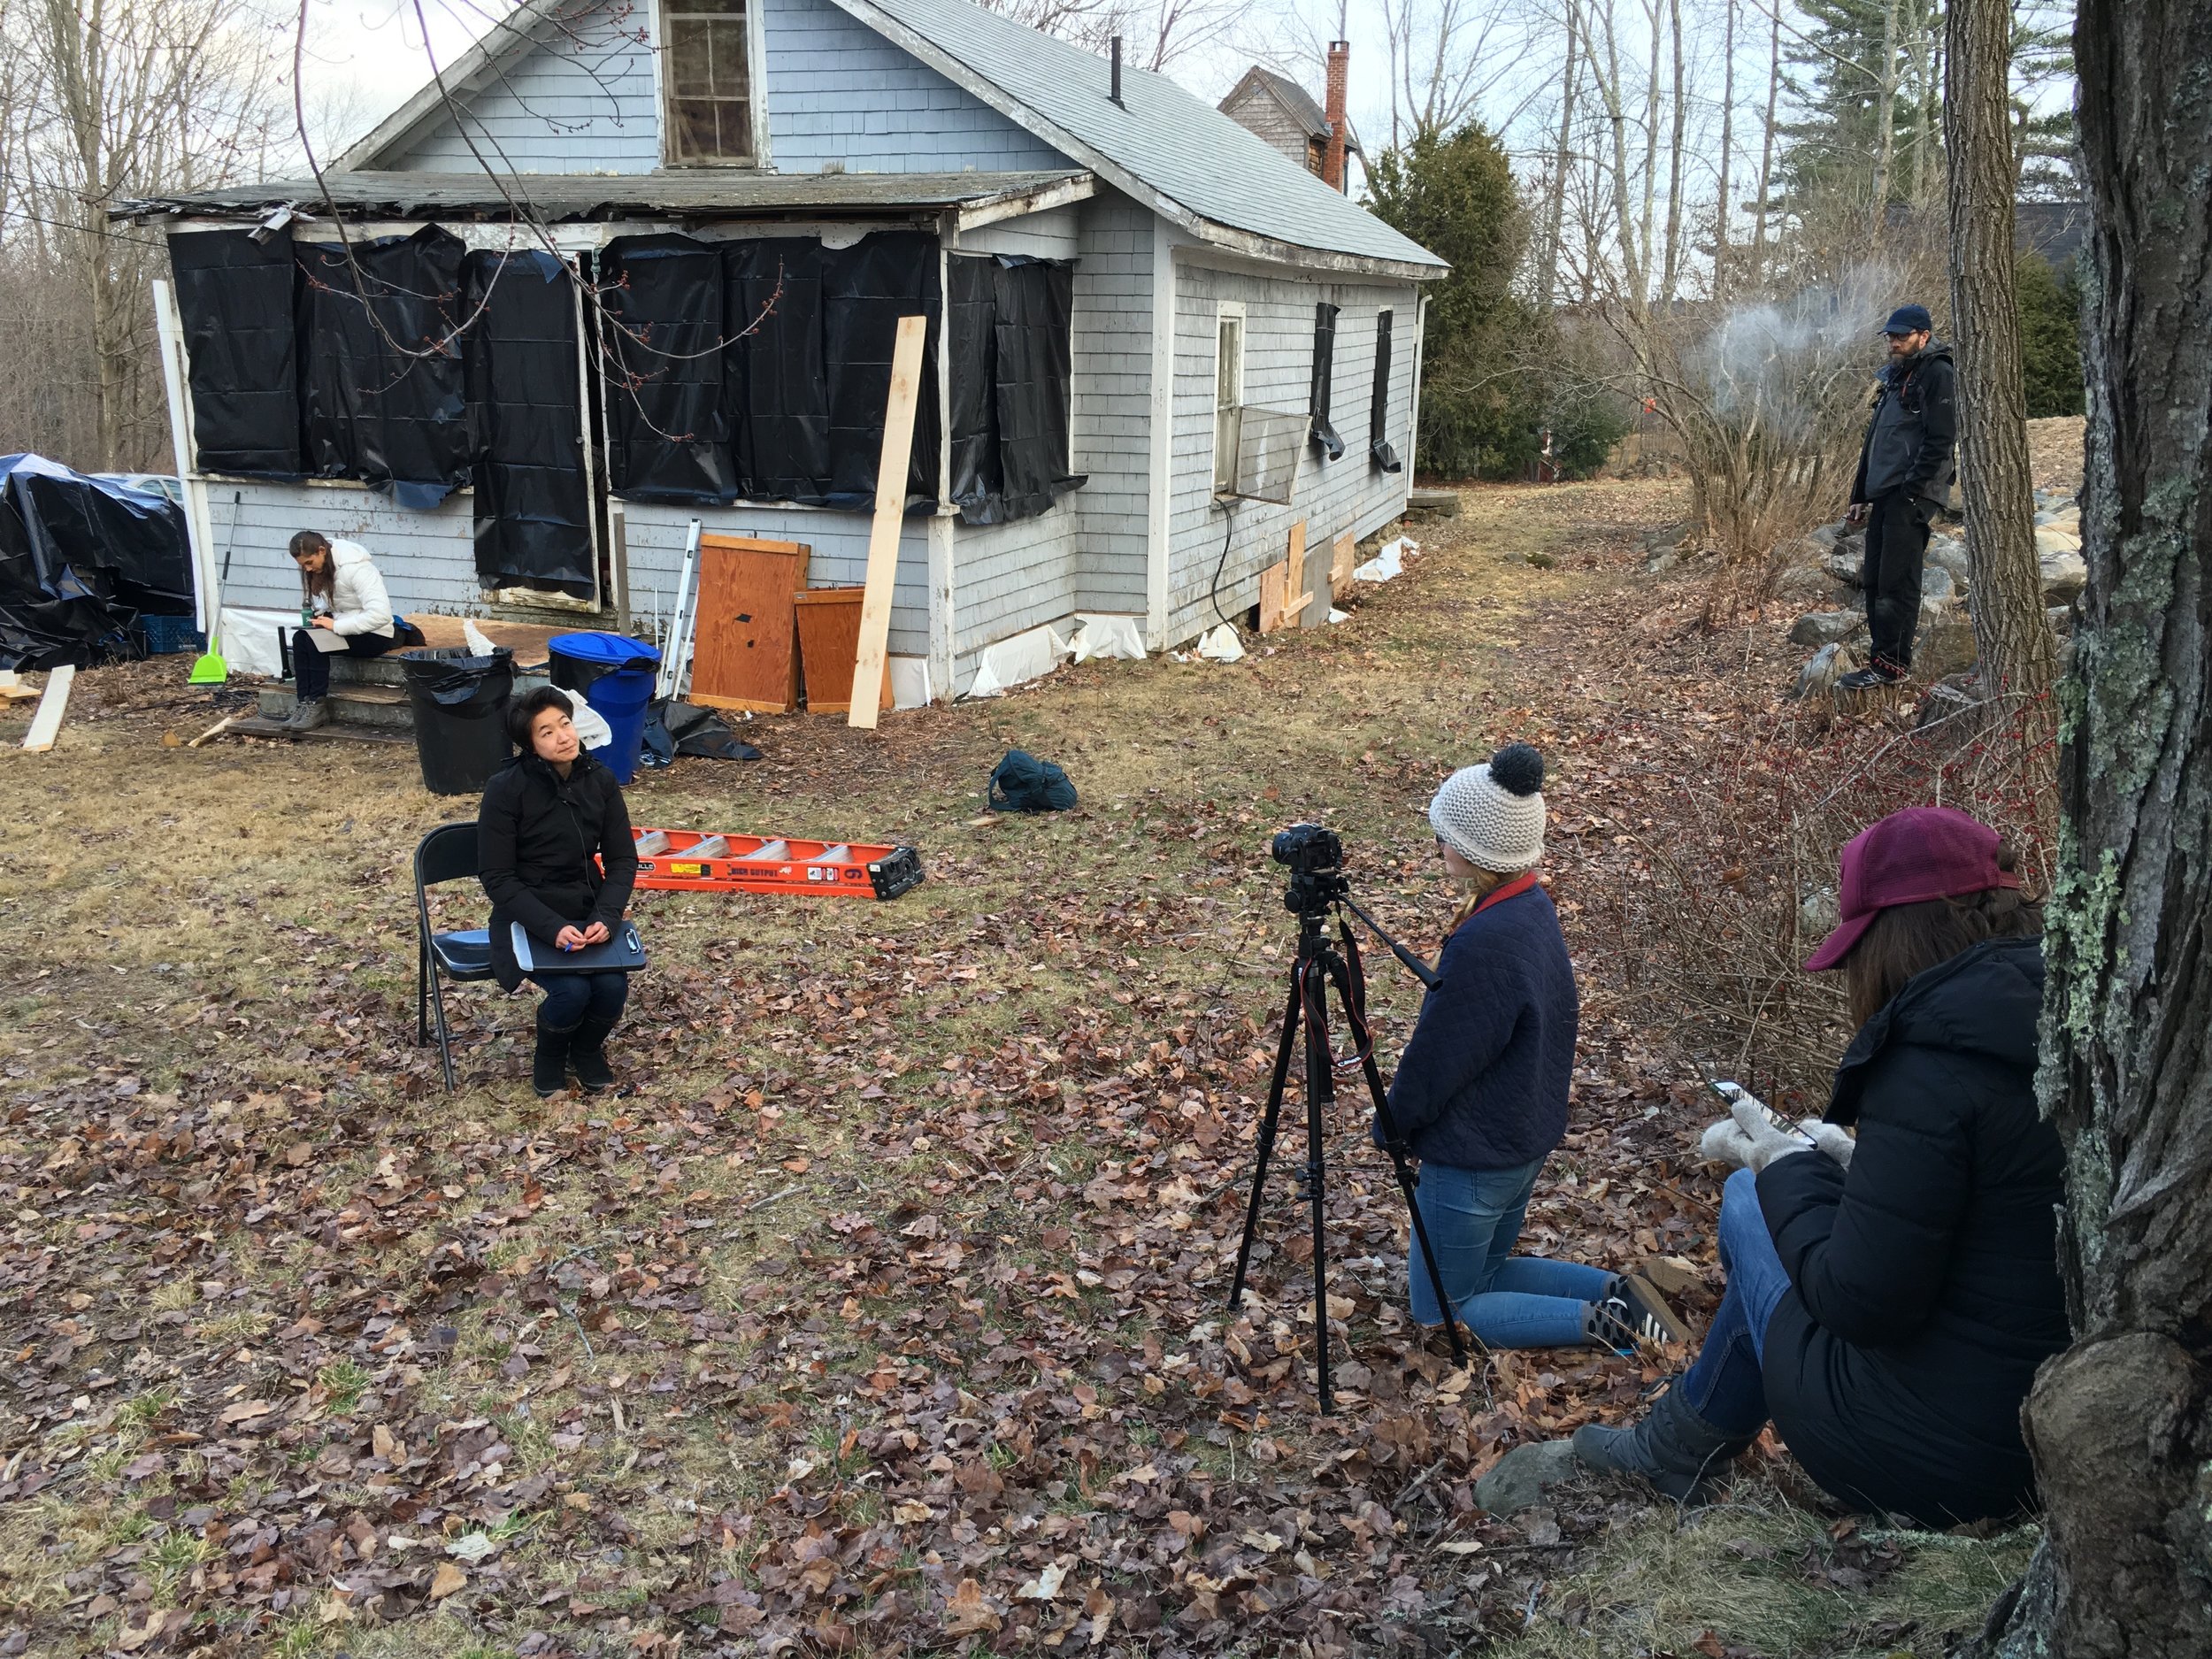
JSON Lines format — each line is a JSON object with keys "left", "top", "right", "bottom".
{"left": 1861, "top": 490, "right": 1931, "bottom": 672}
{"left": 1676, "top": 1168, "right": 1794, "bottom": 1436}
{"left": 528, "top": 970, "right": 627, "bottom": 1034}
{"left": 293, "top": 628, "right": 396, "bottom": 700}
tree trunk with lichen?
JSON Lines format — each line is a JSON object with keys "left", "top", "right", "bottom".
{"left": 1975, "top": 2, "right": 2212, "bottom": 1653}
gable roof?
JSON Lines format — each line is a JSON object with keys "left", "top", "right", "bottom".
{"left": 338, "top": 0, "right": 1441, "bottom": 278}
{"left": 828, "top": 0, "right": 1432, "bottom": 275}
{"left": 1218, "top": 65, "right": 1368, "bottom": 163}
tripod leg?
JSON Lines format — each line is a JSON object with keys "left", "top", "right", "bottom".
{"left": 1228, "top": 966, "right": 1303, "bottom": 1310}
{"left": 1324, "top": 948, "right": 1471, "bottom": 1369}
{"left": 1302, "top": 966, "right": 1335, "bottom": 1415}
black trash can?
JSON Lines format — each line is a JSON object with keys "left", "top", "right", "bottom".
{"left": 401, "top": 647, "right": 514, "bottom": 795}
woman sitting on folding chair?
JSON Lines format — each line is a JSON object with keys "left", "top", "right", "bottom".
{"left": 479, "top": 687, "right": 639, "bottom": 1097}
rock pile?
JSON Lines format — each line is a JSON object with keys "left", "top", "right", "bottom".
{"left": 1771, "top": 487, "right": 2082, "bottom": 693}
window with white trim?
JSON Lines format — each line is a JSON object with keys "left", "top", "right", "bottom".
{"left": 663, "top": 0, "right": 758, "bottom": 165}
{"left": 1212, "top": 303, "right": 1245, "bottom": 497}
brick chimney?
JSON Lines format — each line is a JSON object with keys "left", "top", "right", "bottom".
{"left": 1322, "top": 40, "right": 1350, "bottom": 192}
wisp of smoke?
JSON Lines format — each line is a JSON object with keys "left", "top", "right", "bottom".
{"left": 1688, "top": 260, "right": 1903, "bottom": 430}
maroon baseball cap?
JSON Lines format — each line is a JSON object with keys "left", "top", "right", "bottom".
{"left": 1803, "top": 807, "right": 2020, "bottom": 971}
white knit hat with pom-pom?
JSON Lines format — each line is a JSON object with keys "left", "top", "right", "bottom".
{"left": 1429, "top": 743, "right": 1548, "bottom": 873}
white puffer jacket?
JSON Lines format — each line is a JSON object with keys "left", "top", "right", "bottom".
{"left": 327, "top": 540, "right": 395, "bottom": 637}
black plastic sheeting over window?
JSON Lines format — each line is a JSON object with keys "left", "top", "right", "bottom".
{"left": 0, "top": 456, "right": 192, "bottom": 670}
{"left": 297, "top": 227, "right": 473, "bottom": 506}
{"left": 821, "top": 232, "right": 941, "bottom": 511}
{"left": 946, "top": 255, "right": 1084, "bottom": 526}
{"left": 465, "top": 250, "right": 594, "bottom": 596}
{"left": 599, "top": 235, "right": 735, "bottom": 504}
{"left": 168, "top": 229, "right": 303, "bottom": 476}
{"left": 1370, "top": 310, "right": 1402, "bottom": 473}
{"left": 1309, "top": 302, "right": 1343, "bottom": 461}
{"left": 725, "top": 237, "right": 828, "bottom": 503}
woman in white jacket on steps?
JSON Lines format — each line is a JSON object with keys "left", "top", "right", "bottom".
{"left": 288, "top": 531, "right": 396, "bottom": 731}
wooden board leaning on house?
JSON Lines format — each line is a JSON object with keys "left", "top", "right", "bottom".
{"left": 1331, "top": 532, "right": 1358, "bottom": 601}
{"left": 795, "top": 588, "right": 892, "bottom": 717}
{"left": 688, "top": 536, "right": 810, "bottom": 713}
{"left": 1256, "top": 522, "right": 1312, "bottom": 634}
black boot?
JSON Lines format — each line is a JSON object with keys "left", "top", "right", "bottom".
{"left": 533, "top": 1020, "right": 575, "bottom": 1098}
{"left": 1571, "top": 1385, "right": 1756, "bottom": 1502}
{"left": 568, "top": 1013, "right": 618, "bottom": 1094}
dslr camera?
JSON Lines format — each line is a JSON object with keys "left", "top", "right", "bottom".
{"left": 1272, "top": 822, "right": 1348, "bottom": 914}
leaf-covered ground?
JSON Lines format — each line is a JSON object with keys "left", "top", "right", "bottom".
{"left": 1, "top": 481, "right": 2031, "bottom": 1657}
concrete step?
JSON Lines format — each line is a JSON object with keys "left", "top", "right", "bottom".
{"left": 262, "top": 671, "right": 554, "bottom": 734}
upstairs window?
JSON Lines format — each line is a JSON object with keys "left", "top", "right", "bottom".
{"left": 664, "top": 0, "right": 758, "bottom": 165}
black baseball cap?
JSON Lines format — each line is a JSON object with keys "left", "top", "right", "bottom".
{"left": 1881, "top": 303, "right": 1933, "bottom": 335}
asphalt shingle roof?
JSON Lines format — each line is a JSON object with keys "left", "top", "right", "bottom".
{"left": 828, "top": 0, "right": 1442, "bottom": 273}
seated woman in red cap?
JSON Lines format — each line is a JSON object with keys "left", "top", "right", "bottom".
{"left": 1567, "top": 806, "right": 2067, "bottom": 1526}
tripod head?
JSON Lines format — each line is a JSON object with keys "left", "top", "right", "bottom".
{"left": 1272, "top": 822, "right": 1348, "bottom": 920}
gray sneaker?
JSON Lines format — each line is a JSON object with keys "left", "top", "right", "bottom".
{"left": 285, "top": 696, "right": 330, "bottom": 732}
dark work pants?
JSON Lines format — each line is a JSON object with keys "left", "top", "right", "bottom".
{"left": 1861, "top": 490, "right": 1931, "bottom": 672}
{"left": 528, "top": 970, "right": 627, "bottom": 1034}
{"left": 293, "top": 628, "right": 396, "bottom": 701}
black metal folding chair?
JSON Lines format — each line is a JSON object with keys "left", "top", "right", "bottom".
{"left": 414, "top": 822, "right": 493, "bottom": 1092}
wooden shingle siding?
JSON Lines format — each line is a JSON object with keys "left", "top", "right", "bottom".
{"left": 950, "top": 512, "right": 1076, "bottom": 668}
{"left": 199, "top": 481, "right": 481, "bottom": 616}
{"left": 958, "top": 204, "right": 1079, "bottom": 259}
{"left": 762, "top": 0, "right": 1071, "bottom": 173}
{"left": 1068, "top": 189, "right": 1154, "bottom": 616}
{"left": 624, "top": 500, "right": 933, "bottom": 658}
{"left": 1163, "top": 260, "right": 1416, "bottom": 648}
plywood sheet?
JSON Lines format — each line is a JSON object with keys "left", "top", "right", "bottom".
{"left": 795, "top": 588, "right": 891, "bottom": 716}
{"left": 690, "top": 536, "right": 809, "bottom": 712}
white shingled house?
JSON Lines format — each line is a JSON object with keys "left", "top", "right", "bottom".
{"left": 117, "top": 0, "right": 1444, "bottom": 704}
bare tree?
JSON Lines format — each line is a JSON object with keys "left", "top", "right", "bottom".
{"left": 1942, "top": 0, "right": 2055, "bottom": 701}
{"left": 1712, "top": 0, "right": 1736, "bottom": 299}
{"left": 1978, "top": 4, "right": 2212, "bottom": 1654}
{"left": 1869, "top": 0, "right": 1899, "bottom": 228}
{"left": 1538, "top": 0, "right": 1582, "bottom": 312}
{"left": 1749, "top": 2, "right": 1779, "bottom": 288}
{"left": 1379, "top": 0, "right": 1522, "bottom": 145}
{"left": 1658, "top": 0, "right": 1686, "bottom": 303}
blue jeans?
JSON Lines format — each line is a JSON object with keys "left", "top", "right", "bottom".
{"left": 1409, "top": 1158, "right": 1618, "bottom": 1347}
{"left": 529, "top": 970, "right": 626, "bottom": 1033}
{"left": 1674, "top": 1168, "right": 1793, "bottom": 1436}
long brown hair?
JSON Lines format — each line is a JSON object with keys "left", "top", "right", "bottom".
{"left": 290, "top": 530, "right": 334, "bottom": 604}
{"left": 1842, "top": 841, "right": 2043, "bottom": 1027}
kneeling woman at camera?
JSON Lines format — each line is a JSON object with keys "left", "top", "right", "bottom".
{"left": 1385, "top": 744, "right": 1672, "bottom": 1351}
{"left": 478, "top": 687, "right": 639, "bottom": 1097}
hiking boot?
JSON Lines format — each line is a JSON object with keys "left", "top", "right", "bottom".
{"left": 1837, "top": 661, "right": 1908, "bottom": 693}
{"left": 1572, "top": 1385, "right": 1756, "bottom": 1502}
{"left": 569, "top": 1013, "right": 618, "bottom": 1093}
{"left": 285, "top": 696, "right": 330, "bottom": 732}
{"left": 532, "top": 1023, "right": 573, "bottom": 1098}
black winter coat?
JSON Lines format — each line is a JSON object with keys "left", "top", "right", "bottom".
{"left": 1756, "top": 936, "right": 2068, "bottom": 1526}
{"left": 477, "top": 750, "right": 638, "bottom": 991}
{"left": 1852, "top": 342, "right": 1957, "bottom": 508}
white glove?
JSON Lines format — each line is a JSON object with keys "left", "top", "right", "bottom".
{"left": 1696, "top": 1084, "right": 1809, "bottom": 1173}
{"left": 1800, "top": 1120, "right": 1855, "bottom": 1169}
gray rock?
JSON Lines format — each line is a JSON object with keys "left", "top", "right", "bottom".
{"left": 1917, "top": 614, "right": 1979, "bottom": 679}
{"left": 1926, "top": 537, "right": 1970, "bottom": 592}
{"left": 1773, "top": 562, "right": 1847, "bottom": 604}
{"left": 1824, "top": 546, "right": 1865, "bottom": 587}
{"left": 1789, "top": 641, "right": 1860, "bottom": 700}
{"left": 1922, "top": 564, "right": 1958, "bottom": 607}
{"left": 1645, "top": 548, "right": 1679, "bottom": 575}
{"left": 1788, "top": 609, "right": 1867, "bottom": 648}
{"left": 2039, "top": 548, "right": 2087, "bottom": 603}
{"left": 2048, "top": 603, "right": 2075, "bottom": 631}
{"left": 1474, "top": 1440, "right": 1580, "bottom": 1516}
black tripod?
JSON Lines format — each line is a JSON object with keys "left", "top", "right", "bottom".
{"left": 1228, "top": 891, "right": 1469, "bottom": 1414}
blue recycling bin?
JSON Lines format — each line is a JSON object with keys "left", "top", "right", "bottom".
{"left": 547, "top": 632, "right": 661, "bottom": 784}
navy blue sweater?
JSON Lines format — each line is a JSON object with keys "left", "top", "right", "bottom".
{"left": 1384, "top": 884, "right": 1579, "bottom": 1171}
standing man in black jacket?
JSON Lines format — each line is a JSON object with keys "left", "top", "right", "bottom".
{"left": 1839, "top": 303, "right": 1957, "bottom": 692}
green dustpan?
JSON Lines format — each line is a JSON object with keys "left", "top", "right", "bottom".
{"left": 188, "top": 619, "right": 227, "bottom": 685}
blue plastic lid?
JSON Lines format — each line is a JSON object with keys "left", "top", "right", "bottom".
{"left": 548, "top": 631, "right": 661, "bottom": 666}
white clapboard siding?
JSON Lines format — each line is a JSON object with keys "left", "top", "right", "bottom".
{"left": 196, "top": 481, "right": 482, "bottom": 618}
{"left": 1068, "top": 188, "right": 1154, "bottom": 617}
{"left": 1164, "top": 262, "right": 1418, "bottom": 648}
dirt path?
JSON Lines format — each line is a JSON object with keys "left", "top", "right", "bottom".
{"left": 0, "top": 486, "right": 2028, "bottom": 1657}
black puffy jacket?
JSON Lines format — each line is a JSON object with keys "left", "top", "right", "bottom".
{"left": 1756, "top": 936, "right": 2068, "bottom": 1526}
{"left": 1851, "top": 342, "right": 1957, "bottom": 508}
{"left": 477, "top": 750, "right": 638, "bottom": 991}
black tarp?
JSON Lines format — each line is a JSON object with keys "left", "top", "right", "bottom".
{"left": 1309, "top": 301, "right": 1343, "bottom": 461}
{"left": 600, "top": 234, "right": 736, "bottom": 504}
{"left": 0, "top": 456, "right": 192, "bottom": 670}
{"left": 465, "top": 249, "right": 595, "bottom": 595}
{"left": 1370, "top": 309, "right": 1402, "bottom": 473}
{"left": 945, "top": 255, "right": 1000, "bottom": 517}
{"left": 724, "top": 237, "right": 829, "bottom": 503}
{"left": 822, "top": 231, "right": 941, "bottom": 510}
{"left": 297, "top": 227, "right": 473, "bottom": 504}
{"left": 168, "top": 229, "right": 303, "bottom": 476}
{"left": 947, "top": 255, "right": 1082, "bottom": 526}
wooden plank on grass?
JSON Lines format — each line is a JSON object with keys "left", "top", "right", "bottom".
{"left": 20, "top": 665, "right": 74, "bottom": 753}
{"left": 849, "top": 314, "right": 928, "bottom": 731}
